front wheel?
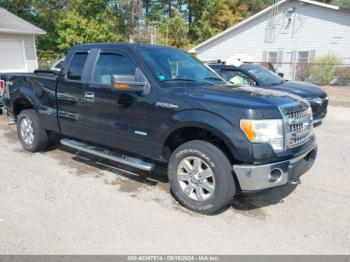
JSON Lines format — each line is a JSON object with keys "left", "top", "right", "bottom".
{"left": 17, "top": 109, "right": 49, "bottom": 152}
{"left": 168, "top": 140, "right": 236, "bottom": 215}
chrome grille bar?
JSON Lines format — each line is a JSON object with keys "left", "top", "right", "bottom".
{"left": 279, "top": 102, "right": 314, "bottom": 148}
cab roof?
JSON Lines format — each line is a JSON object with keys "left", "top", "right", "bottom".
{"left": 71, "top": 43, "right": 179, "bottom": 52}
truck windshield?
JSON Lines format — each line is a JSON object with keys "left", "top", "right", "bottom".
{"left": 138, "top": 47, "right": 226, "bottom": 87}
{"left": 245, "top": 66, "right": 284, "bottom": 86}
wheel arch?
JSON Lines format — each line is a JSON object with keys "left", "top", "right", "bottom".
{"left": 12, "top": 88, "right": 39, "bottom": 117}
{"left": 161, "top": 110, "right": 241, "bottom": 165}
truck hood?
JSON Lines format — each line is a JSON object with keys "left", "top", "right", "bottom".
{"left": 265, "top": 81, "right": 327, "bottom": 99}
{"left": 187, "top": 84, "right": 307, "bottom": 110}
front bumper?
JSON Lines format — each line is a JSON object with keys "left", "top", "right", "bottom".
{"left": 233, "top": 145, "right": 317, "bottom": 191}
{"left": 313, "top": 116, "right": 325, "bottom": 126}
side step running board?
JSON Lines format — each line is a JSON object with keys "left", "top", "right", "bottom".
{"left": 60, "top": 139, "right": 154, "bottom": 171}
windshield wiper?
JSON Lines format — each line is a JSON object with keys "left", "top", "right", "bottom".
{"left": 203, "top": 77, "right": 224, "bottom": 81}
{"left": 163, "top": 78, "right": 197, "bottom": 82}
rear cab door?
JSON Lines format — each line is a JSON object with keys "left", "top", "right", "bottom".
{"left": 56, "top": 48, "right": 90, "bottom": 139}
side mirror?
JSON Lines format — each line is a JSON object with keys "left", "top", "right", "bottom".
{"left": 278, "top": 72, "right": 285, "bottom": 78}
{"left": 111, "top": 68, "right": 147, "bottom": 94}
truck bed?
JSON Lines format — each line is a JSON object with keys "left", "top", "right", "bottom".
{"left": 1, "top": 70, "right": 59, "bottom": 132}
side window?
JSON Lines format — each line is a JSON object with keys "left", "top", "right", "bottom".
{"left": 67, "top": 52, "right": 88, "bottom": 81}
{"left": 93, "top": 53, "right": 136, "bottom": 85}
{"left": 221, "top": 70, "right": 255, "bottom": 86}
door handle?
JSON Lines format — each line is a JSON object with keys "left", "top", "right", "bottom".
{"left": 84, "top": 92, "right": 95, "bottom": 101}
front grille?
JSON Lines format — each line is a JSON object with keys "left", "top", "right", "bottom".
{"left": 289, "top": 122, "right": 303, "bottom": 132}
{"left": 279, "top": 102, "right": 314, "bottom": 148}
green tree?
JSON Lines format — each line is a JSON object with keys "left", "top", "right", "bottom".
{"left": 157, "top": 10, "right": 188, "bottom": 47}
{"left": 56, "top": 1, "right": 124, "bottom": 54}
{"left": 330, "top": 0, "right": 350, "bottom": 7}
{"left": 0, "top": 0, "right": 276, "bottom": 57}
{"left": 33, "top": 0, "right": 69, "bottom": 60}
{"left": 185, "top": 0, "right": 250, "bottom": 47}
{"left": 0, "top": 0, "right": 33, "bottom": 21}
{"left": 0, "top": 0, "right": 69, "bottom": 62}
{"left": 245, "top": 0, "right": 272, "bottom": 14}
{"left": 210, "top": 0, "right": 249, "bottom": 32}
{"left": 187, "top": 0, "right": 217, "bottom": 42}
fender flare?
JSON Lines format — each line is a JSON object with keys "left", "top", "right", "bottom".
{"left": 11, "top": 86, "right": 40, "bottom": 115}
{"left": 161, "top": 109, "right": 249, "bottom": 161}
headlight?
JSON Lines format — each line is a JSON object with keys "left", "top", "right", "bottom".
{"left": 240, "top": 119, "right": 284, "bottom": 151}
{"left": 306, "top": 105, "right": 313, "bottom": 121}
{"left": 306, "top": 97, "right": 323, "bottom": 104}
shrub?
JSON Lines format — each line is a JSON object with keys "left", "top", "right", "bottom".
{"left": 309, "top": 55, "right": 342, "bottom": 85}
{"left": 38, "top": 59, "right": 53, "bottom": 70}
{"left": 37, "top": 49, "right": 61, "bottom": 70}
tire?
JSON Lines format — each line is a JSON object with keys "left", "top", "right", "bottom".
{"left": 168, "top": 140, "right": 236, "bottom": 215}
{"left": 17, "top": 109, "right": 49, "bottom": 152}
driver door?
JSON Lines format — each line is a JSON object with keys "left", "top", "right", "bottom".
{"left": 81, "top": 49, "right": 147, "bottom": 152}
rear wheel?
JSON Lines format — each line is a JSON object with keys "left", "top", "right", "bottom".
{"left": 17, "top": 109, "right": 49, "bottom": 152}
{"left": 168, "top": 140, "right": 236, "bottom": 215}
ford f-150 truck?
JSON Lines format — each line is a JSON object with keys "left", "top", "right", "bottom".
{"left": 1, "top": 43, "right": 317, "bottom": 214}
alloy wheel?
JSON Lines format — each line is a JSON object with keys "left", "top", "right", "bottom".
{"left": 177, "top": 156, "right": 215, "bottom": 201}
{"left": 20, "top": 116, "right": 34, "bottom": 146}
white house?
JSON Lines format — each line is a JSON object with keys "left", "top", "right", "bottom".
{"left": 190, "top": 0, "right": 350, "bottom": 80}
{"left": 0, "top": 8, "right": 45, "bottom": 73}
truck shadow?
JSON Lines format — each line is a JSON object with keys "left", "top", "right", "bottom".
{"left": 55, "top": 144, "right": 298, "bottom": 216}
{"left": 231, "top": 184, "right": 298, "bottom": 215}
{"left": 56, "top": 145, "right": 169, "bottom": 188}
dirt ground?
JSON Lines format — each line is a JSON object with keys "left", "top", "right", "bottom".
{"left": 322, "top": 85, "right": 350, "bottom": 107}
{"left": 0, "top": 106, "right": 349, "bottom": 254}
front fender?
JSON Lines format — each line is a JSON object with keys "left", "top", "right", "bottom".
{"left": 161, "top": 109, "right": 253, "bottom": 163}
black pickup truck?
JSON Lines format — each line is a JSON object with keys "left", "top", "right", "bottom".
{"left": 1, "top": 43, "right": 317, "bottom": 214}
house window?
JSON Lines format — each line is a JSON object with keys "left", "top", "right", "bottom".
{"left": 297, "top": 51, "right": 309, "bottom": 63}
{"left": 268, "top": 51, "right": 278, "bottom": 64}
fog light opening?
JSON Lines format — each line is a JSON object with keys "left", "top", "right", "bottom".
{"left": 269, "top": 169, "right": 282, "bottom": 183}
